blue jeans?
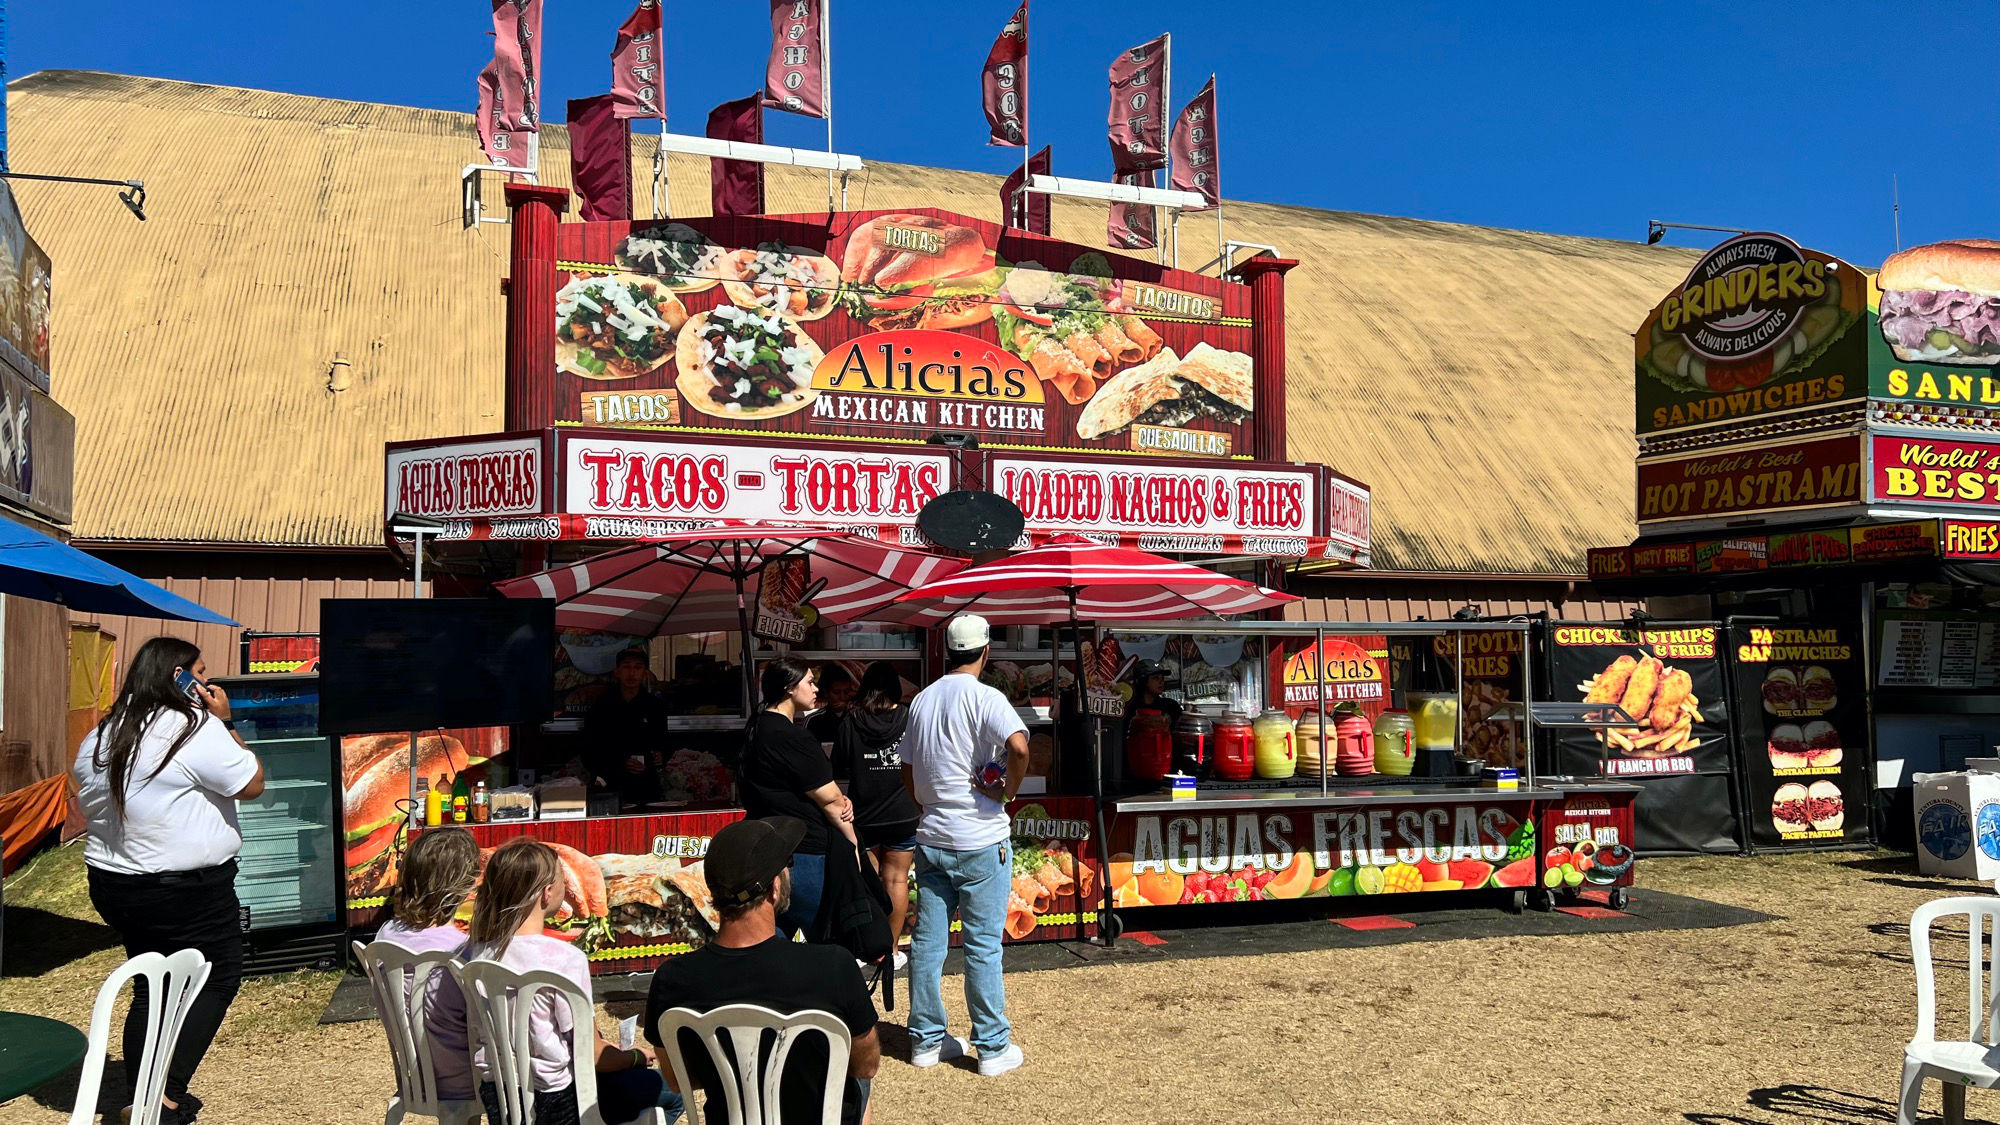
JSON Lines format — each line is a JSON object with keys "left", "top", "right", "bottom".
{"left": 909, "top": 840, "right": 1012, "bottom": 1054}
{"left": 777, "top": 850, "right": 827, "bottom": 938}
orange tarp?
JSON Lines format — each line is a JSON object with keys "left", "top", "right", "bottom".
{"left": 1, "top": 774, "right": 69, "bottom": 875}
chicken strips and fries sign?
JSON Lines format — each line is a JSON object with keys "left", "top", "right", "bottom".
{"left": 550, "top": 209, "right": 1256, "bottom": 456}
{"left": 1549, "top": 624, "right": 1729, "bottom": 778}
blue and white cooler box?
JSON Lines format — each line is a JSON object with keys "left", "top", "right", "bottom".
{"left": 1914, "top": 771, "right": 2000, "bottom": 880}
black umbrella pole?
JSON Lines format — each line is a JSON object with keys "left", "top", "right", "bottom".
{"left": 736, "top": 577, "right": 756, "bottom": 716}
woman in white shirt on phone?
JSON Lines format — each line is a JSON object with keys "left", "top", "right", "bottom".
{"left": 73, "top": 637, "right": 265, "bottom": 1125}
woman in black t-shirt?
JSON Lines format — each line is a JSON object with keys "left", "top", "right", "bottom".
{"left": 739, "top": 656, "right": 857, "bottom": 935}
{"left": 833, "top": 661, "right": 921, "bottom": 959}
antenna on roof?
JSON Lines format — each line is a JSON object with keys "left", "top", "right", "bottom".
{"left": 1893, "top": 174, "right": 1901, "bottom": 251}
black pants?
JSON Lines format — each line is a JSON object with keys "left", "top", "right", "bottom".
{"left": 86, "top": 861, "right": 246, "bottom": 1105}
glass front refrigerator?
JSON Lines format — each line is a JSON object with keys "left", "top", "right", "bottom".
{"left": 209, "top": 673, "right": 344, "bottom": 973}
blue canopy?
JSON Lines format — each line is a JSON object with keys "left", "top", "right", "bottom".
{"left": 0, "top": 519, "right": 239, "bottom": 624}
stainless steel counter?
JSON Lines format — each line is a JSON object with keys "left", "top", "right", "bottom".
{"left": 1112, "top": 786, "right": 1562, "bottom": 813}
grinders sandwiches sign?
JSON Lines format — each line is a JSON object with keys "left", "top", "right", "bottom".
{"left": 1636, "top": 233, "right": 1864, "bottom": 436}
{"left": 549, "top": 208, "right": 1256, "bottom": 457}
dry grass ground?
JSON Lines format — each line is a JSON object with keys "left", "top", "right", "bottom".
{"left": 0, "top": 843, "right": 1986, "bottom": 1124}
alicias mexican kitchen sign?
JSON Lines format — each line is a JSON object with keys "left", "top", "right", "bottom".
{"left": 1635, "top": 233, "right": 1865, "bottom": 438}
{"left": 549, "top": 209, "right": 1258, "bottom": 457}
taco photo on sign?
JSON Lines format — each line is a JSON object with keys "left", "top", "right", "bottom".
{"left": 556, "top": 273, "right": 690, "bottom": 381}
{"left": 675, "top": 305, "right": 824, "bottom": 420}
{"left": 720, "top": 242, "right": 842, "bottom": 322}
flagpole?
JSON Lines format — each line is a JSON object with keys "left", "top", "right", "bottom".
{"left": 1212, "top": 74, "right": 1223, "bottom": 269}
{"left": 1018, "top": 0, "right": 1030, "bottom": 229}
{"left": 1159, "top": 32, "right": 1171, "bottom": 268}
{"left": 822, "top": 0, "right": 836, "bottom": 210}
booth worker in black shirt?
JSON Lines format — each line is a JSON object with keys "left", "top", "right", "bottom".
{"left": 585, "top": 649, "right": 668, "bottom": 808}
{"left": 646, "top": 816, "right": 880, "bottom": 1125}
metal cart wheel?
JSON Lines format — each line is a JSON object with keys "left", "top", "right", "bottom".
{"left": 1609, "top": 888, "right": 1630, "bottom": 911}
{"left": 1506, "top": 889, "right": 1526, "bottom": 914}
{"left": 1527, "top": 887, "right": 1556, "bottom": 913}
{"left": 1101, "top": 911, "right": 1124, "bottom": 941}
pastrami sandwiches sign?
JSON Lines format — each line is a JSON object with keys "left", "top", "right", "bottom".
{"left": 548, "top": 208, "right": 1257, "bottom": 458}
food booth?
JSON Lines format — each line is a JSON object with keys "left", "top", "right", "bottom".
{"left": 1587, "top": 231, "right": 2000, "bottom": 853}
{"left": 341, "top": 188, "right": 1635, "bottom": 974}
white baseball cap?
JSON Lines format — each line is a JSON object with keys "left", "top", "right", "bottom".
{"left": 945, "top": 613, "right": 991, "bottom": 652}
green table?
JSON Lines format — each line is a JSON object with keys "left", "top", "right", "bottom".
{"left": 0, "top": 1011, "right": 88, "bottom": 1103}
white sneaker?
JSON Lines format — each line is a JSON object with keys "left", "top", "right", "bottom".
{"left": 911, "top": 1034, "right": 967, "bottom": 1068}
{"left": 977, "top": 1043, "right": 1025, "bottom": 1077}
{"left": 892, "top": 949, "right": 909, "bottom": 971}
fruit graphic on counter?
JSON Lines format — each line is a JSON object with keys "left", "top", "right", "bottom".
{"left": 1447, "top": 859, "right": 1494, "bottom": 887}
{"left": 1382, "top": 863, "right": 1422, "bottom": 894}
{"left": 1562, "top": 865, "right": 1585, "bottom": 888}
{"left": 1541, "top": 868, "right": 1563, "bottom": 888}
{"left": 1491, "top": 857, "right": 1536, "bottom": 888}
{"left": 1421, "top": 879, "right": 1464, "bottom": 892}
{"left": 1414, "top": 857, "right": 1449, "bottom": 883}
{"left": 1323, "top": 867, "right": 1357, "bottom": 896}
{"left": 1353, "top": 865, "right": 1386, "bottom": 894}
{"left": 1267, "top": 853, "right": 1315, "bottom": 899}
{"left": 1308, "top": 868, "right": 1335, "bottom": 895}
{"left": 1135, "top": 868, "right": 1184, "bottom": 907}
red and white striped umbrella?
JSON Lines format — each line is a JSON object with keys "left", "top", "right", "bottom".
{"left": 881, "top": 534, "right": 1298, "bottom": 625}
{"left": 495, "top": 527, "right": 965, "bottom": 637}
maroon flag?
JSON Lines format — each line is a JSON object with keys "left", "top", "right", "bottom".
{"left": 1108, "top": 169, "right": 1156, "bottom": 250}
{"left": 981, "top": 3, "right": 1028, "bottom": 147}
{"left": 475, "top": 0, "right": 543, "bottom": 167}
{"left": 1107, "top": 34, "right": 1167, "bottom": 173}
{"left": 763, "top": 0, "right": 827, "bottom": 118}
{"left": 568, "top": 96, "right": 633, "bottom": 222}
{"left": 610, "top": 0, "right": 663, "bottom": 120}
{"left": 706, "top": 94, "right": 766, "bottom": 216}
{"left": 1000, "top": 144, "right": 1051, "bottom": 233}
{"left": 476, "top": 60, "right": 536, "bottom": 169}
{"left": 1168, "top": 74, "right": 1218, "bottom": 210}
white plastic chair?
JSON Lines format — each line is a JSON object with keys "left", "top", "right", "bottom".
{"left": 67, "top": 949, "right": 212, "bottom": 1125}
{"left": 355, "top": 940, "right": 482, "bottom": 1125}
{"left": 654, "top": 1004, "right": 851, "bottom": 1125}
{"left": 1902, "top": 896, "right": 2000, "bottom": 1124}
{"left": 451, "top": 959, "right": 666, "bottom": 1125}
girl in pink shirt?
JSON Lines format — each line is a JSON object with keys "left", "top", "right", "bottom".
{"left": 375, "top": 827, "right": 480, "bottom": 1101}
{"left": 462, "top": 839, "right": 681, "bottom": 1125}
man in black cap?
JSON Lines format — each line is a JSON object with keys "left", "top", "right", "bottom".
{"left": 645, "top": 817, "right": 880, "bottom": 1125}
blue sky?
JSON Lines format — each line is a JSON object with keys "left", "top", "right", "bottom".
{"left": 12, "top": 1, "right": 1994, "bottom": 265}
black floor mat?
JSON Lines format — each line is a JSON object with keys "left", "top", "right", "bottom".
{"left": 322, "top": 887, "right": 1766, "bottom": 1024}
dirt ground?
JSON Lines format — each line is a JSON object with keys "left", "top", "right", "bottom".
{"left": 1, "top": 843, "right": 1988, "bottom": 1125}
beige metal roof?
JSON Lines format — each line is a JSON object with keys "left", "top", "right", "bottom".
{"left": 12, "top": 69, "right": 1699, "bottom": 571}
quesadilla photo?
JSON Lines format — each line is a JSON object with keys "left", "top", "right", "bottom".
{"left": 596, "top": 854, "right": 719, "bottom": 948}
{"left": 1075, "top": 341, "right": 1253, "bottom": 440}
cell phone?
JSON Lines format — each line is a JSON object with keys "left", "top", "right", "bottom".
{"left": 174, "top": 667, "right": 204, "bottom": 702}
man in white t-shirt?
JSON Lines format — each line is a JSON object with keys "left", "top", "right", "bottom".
{"left": 899, "top": 613, "right": 1029, "bottom": 1078}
